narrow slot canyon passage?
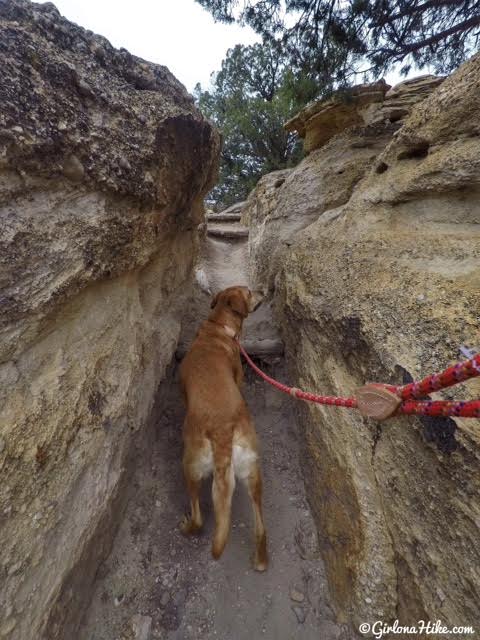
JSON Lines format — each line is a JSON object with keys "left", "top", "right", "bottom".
{"left": 78, "top": 215, "right": 355, "bottom": 640}
{"left": 3, "top": 6, "right": 479, "bottom": 639}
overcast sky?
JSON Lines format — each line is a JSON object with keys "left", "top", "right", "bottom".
{"left": 34, "top": 0, "right": 260, "bottom": 92}
{"left": 34, "top": 0, "right": 412, "bottom": 93}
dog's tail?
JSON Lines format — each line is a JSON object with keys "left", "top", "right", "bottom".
{"left": 210, "top": 432, "right": 235, "bottom": 560}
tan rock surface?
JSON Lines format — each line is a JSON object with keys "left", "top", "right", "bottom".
{"left": 246, "top": 53, "right": 480, "bottom": 628}
{"left": 0, "top": 2, "right": 220, "bottom": 638}
{"left": 287, "top": 75, "right": 445, "bottom": 154}
{"left": 371, "top": 75, "right": 445, "bottom": 125}
{"left": 285, "top": 80, "right": 390, "bottom": 152}
{"left": 244, "top": 124, "right": 395, "bottom": 291}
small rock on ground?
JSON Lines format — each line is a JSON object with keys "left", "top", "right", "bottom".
{"left": 290, "top": 588, "right": 305, "bottom": 603}
{"left": 131, "top": 614, "right": 152, "bottom": 640}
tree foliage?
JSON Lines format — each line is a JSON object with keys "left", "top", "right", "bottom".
{"left": 196, "top": 0, "right": 480, "bottom": 81}
{"left": 197, "top": 0, "right": 480, "bottom": 207}
{"left": 195, "top": 42, "right": 317, "bottom": 208}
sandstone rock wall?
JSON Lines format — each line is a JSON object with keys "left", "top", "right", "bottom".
{"left": 245, "top": 59, "right": 480, "bottom": 629}
{"left": 0, "top": 2, "right": 219, "bottom": 638}
{"left": 242, "top": 123, "right": 395, "bottom": 291}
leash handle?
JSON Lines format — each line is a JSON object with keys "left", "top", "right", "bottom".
{"left": 398, "top": 354, "right": 480, "bottom": 401}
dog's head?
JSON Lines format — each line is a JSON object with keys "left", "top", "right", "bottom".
{"left": 210, "top": 286, "right": 263, "bottom": 318}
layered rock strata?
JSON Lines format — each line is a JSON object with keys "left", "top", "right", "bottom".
{"left": 246, "top": 61, "right": 480, "bottom": 628}
{"left": 286, "top": 75, "right": 444, "bottom": 153}
{"left": 0, "top": 2, "right": 220, "bottom": 638}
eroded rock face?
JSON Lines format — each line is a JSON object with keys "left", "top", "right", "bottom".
{"left": 0, "top": 0, "right": 215, "bottom": 205}
{"left": 370, "top": 75, "right": 445, "bottom": 125}
{"left": 0, "top": 2, "right": 220, "bottom": 638}
{"left": 286, "top": 75, "right": 444, "bottom": 153}
{"left": 284, "top": 80, "right": 391, "bottom": 152}
{"left": 244, "top": 124, "right": 395, "bottom": 291}
{"left": 246, "top": 56, "right": 480, "bottom": 628}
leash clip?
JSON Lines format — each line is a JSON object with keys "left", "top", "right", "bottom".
{"left": 460, "top": 345, "right": 477, "bottom": 360}
{"left": 356, "top": 384, "right": 401, "bottom": 421}
{"left": 460, "top": 345, "right": 480, "bottom": 373}
{"left": 458, "top": 344, "right": 479, "bottom": 360}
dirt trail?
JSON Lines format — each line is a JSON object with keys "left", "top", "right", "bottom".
{"left": 79, "top": 219, "right": 355, "bottom": 640}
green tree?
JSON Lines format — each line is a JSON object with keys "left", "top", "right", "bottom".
{"left": 196, "top": 0, "right": 480, "bottom": 81}
{"left": 196, "top": 42, "right": 317, "bottom": 208}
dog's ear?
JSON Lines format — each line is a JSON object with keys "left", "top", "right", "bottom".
{"left": 227, "top": 291, "right": 248, "bottom": 318}
{"left": 210, "top": 292, "right": 220, "bottom": 309}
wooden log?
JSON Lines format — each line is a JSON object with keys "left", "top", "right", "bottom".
{"left": 207, "top": 226, "right": 249, "bottom": 239}
{"left": 175, "top": 338, "right": 284, "bottom": 361}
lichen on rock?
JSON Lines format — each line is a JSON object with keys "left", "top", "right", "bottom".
{"left": 0, "top": 0, "right": 216, "bottom": 204}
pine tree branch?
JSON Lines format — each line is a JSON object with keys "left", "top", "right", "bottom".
{"left": 374, "top": 12, "right": 480, "bottom": 59}
{"left": 374, "top": 0, "right": 470, "bottom": 26}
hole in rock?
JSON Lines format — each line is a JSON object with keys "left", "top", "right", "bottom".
{"left": 376, "top": 161, "right": 389, "bottom": 174}
{"left": 397, "top": 141, "right": 430, "bottom": 160}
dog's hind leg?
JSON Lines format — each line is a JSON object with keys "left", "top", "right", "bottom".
{"left": 211, "top": 463, "right": 235, "bottom": 559}
{"left": 245, "top": 463, "right": 268, "bottom": 571}
{"left": 180, "top": 451, "right": 205, "bottom": 535}
{"left": 211, "top": 438, "right": 235, "bottom": 560}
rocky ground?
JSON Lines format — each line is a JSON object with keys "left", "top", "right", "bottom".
{"left": 78, "top": 209, "right": 355, "bottom": 640}
{"left": 78, "top": 362, "right": 354, "bottom": 640}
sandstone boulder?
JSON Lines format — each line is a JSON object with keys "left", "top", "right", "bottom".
{"left": 285, "top": 80, "right": 390, "bottom": 152}
{"left": 244, "top": 124, "right": 395, "bottom": 291}
{"left": 246, "top": 54, "right": 480, "bottom": 629}
{"left": 370, "top": 74, "right": 445, "bottom": 125}
{"left": 287, "top": 75, "right": 444, "bottom": 153}
{"left": 0, "top": 2, "right": 219, "bottom": 639}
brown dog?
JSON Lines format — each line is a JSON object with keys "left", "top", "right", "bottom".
{"left": 179, "top": 286, "right": 267, "bottom": 571}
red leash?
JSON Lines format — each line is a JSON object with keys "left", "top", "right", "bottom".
{"left": 238, "top": 343, "right": 480, "bottom": 420}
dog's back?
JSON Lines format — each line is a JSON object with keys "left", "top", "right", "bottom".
{"left": 180, "top": 326, "right": 242, "bottom": 421}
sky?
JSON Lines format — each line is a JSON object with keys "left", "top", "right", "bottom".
{"left": 33, "top": 0, "right": 260, "bottom": 92}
